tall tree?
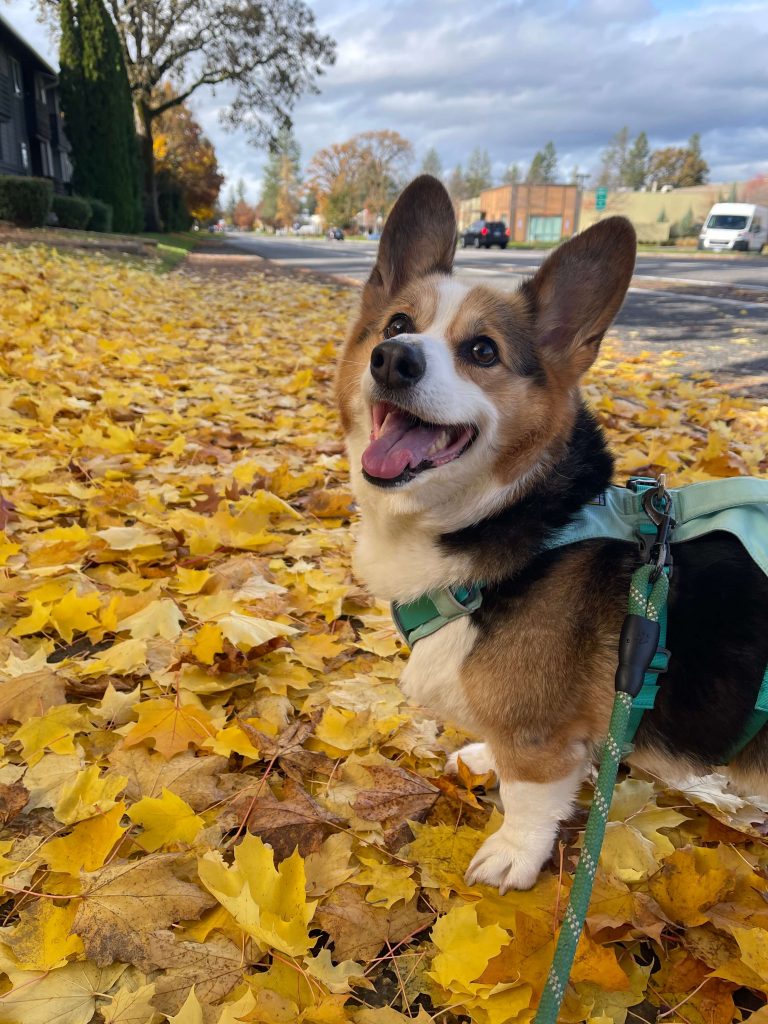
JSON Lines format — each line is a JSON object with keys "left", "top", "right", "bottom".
{"left": 45, "top": 0, "right": 336, "bottom": 229}
{"left": 223, "top": 185, "right": 237, "bottom": 220}
{"left": 152, "top": 86, "right": 224, "bottom": 222}
{"left": 598, "top": 126, "right": 630, "bottom": 188}
{"left": 502, "top": 163, "right": 521, "bottom": 186}
{"left": 526, "top": 142, "right": 557, "bottom": 184}
{"left": 679, "top": 133, "right": 708, "bottom": 186}
{"left": 464, "top": 148, "right": 492, "bottom": 195}
{"left": 259, "top": 127, "right": 300, "bottom": 226}
{"left": 447, "top": 165, "right": 467, "bottom": 201}
{"left": 420, "top": 147, "right": 443, "bottom": 178}
{"left": 624, "top": 131, "right": 650, "bottom": 190}
{"left": 275, "top": 152, "right": 300, "bottom": 227}
{"left": 59, "top": 0, "right": 141, "bottom": 231}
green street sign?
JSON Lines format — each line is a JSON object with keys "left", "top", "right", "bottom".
{"left": 595, "top": 187, "right": 608, "bottom": 211}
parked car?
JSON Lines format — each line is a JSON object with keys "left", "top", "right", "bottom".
{"left": 698, "top": 203, "right": 767, "bottom": 253}
{"left": 461, "top": 220, "right": 510, "bottom": 249}
{"left": 327, "top": 227, "right": 345, "bottom": 241}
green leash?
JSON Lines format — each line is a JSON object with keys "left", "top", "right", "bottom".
{"left": 534, "top": 562, "right": 670, "bottom": 1024}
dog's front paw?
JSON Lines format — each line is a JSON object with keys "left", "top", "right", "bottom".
{"left": 465, "top": 831, "right": 544, "bottom": 893}
{"left": 445, "top": 742, "right": 497, "bottom": 779}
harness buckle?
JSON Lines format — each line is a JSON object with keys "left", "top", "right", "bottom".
{"left": 639, "top": 476, "right": 676, "bottom": 581}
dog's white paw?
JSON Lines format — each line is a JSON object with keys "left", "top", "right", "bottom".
{"left": 465, "top": 831, "right": 544, "bottom": 893}
{"left": 445, "top": 742, "right": 497, "bottom": 780}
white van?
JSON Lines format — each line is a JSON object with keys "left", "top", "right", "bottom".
{"left": 698, "top": 202, "right": 767, "bottom": 253}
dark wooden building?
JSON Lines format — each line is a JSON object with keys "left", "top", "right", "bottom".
{"left": 0, "top": 15, "right": 72, "bottom": 192}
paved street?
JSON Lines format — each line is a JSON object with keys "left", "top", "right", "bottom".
{"left": 223, "top": 234, "right": 768, "bottom": 394}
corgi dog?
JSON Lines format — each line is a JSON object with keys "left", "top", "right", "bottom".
{"left": 336, "top": 175, "right": 768, "bottom": 893}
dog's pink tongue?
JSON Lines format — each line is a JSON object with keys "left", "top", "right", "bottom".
{"left": 362, "top": 409, "right": 443, "bottom": 479}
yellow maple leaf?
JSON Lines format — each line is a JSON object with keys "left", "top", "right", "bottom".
{"left": 49, "top": 588, "right": 102, "bottom": 642}
{"left": 14, "top": 704, "right": 90, "bottom": 766}
{"left": 217, "top": 612, "right": 297, "bottom": 650}
{"left": 78, "top": 638, "right": 148, "bottom": 676}
{"left": 117, "top": 598, "right": 185, "bottom": 640}
{"left": 54, "top": 764, "right": 128, "bottom": 825}
{"left": 128, "top": 787, "right": 205, "bottom": 851}
{"left": 428, "top": 904, "right": 509, "bottom": 996}
{"left": 192, "top": 622, "right": 224, "bottom": 664}
{"left": 95, "top": 525, "right": 163, "bottom": 550}
{"left": 0, "top": 962, "right": 126, "bottom": 1024}
{"left": 174, "top": 566, "right": 212, "bottom": 594}
{"left": 43, "top": 802, "right": 127, "bottom": 875}
{"left": 0, "top": 532, "right": 21, "bottom": 565}
{"left": 123, "top": 698, "right": 217, "bottom": 759}
{"left": 198, "top": 832, "right": 317, "bottom": 956}
{"left": 6, "top": 900, "right": 84, "bottom": 971}
{"left": 9, "top": 599, "right": 50, "bottom": 637}
{"left": 167, "top": 985, "right": 204, "bottom": 1024}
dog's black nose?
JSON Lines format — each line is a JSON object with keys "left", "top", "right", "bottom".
{"left": 370, "top": 341, "right": 426, "bottom": 390}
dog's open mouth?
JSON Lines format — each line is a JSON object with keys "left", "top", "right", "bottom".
{"left": 361, "top": 402, "right": 476, "bottom": 486}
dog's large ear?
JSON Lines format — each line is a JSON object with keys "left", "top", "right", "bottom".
{"left": 522, "top": 217, "right": 636, "bottom": 378}
{"left": 367, "top": 175, "right": 456, "bottom": 299}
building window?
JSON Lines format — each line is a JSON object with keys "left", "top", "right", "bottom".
{"left": 61, "top": 151, "right": 73, "bottom": 184}
{"left": 41, "top": 139, "right": 53, "bottom": 176}
{"left": 20, "top": 141, "right": 29, "bottom": 170}
{"left": 10, "top": 58, "right": 22, "bottom": 96}
{"left": 38, "top": 79, "right": 48, "bottom": 105}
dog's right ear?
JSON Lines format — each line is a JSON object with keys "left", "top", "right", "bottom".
{"left": 367, "top": 175, "right": 456, "bottom": 300}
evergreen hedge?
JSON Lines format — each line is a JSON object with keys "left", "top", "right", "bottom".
{"left": 59, "top": 0, "right": 142, "bottom": 232}
{"left": 86, "top": 197, "right": 113, "bottom": 232}
{"left": 0, "top": 176, "right": 54, "bottom": 227}
{"left": 52, "top": 194, "right": 92, "bottom": 230}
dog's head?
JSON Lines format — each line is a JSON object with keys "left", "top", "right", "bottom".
{"left": 337, "top": 175, "right": 636, "bottom": 528}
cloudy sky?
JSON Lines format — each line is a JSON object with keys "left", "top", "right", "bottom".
{"left": 5, "top": 0, "right": 768, "bottom": 203}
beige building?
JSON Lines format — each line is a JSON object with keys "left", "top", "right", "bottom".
{"left": 579, "top": 183, "right": 743, "bottom": 242}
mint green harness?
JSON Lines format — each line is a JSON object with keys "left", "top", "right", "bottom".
{"left": 391, "top": 476, "right": 768, "bottom": 761}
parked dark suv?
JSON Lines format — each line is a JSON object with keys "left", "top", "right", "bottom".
{"left": 461, "top": 220, "right": 510, "bottom": 249}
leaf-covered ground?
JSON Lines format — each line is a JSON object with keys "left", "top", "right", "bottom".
{"left": 1, "top": 241, "right": 767, "bottom": 1024}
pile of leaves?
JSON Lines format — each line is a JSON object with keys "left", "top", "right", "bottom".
{"left": 0, "top": 241, "right": 767, "bottom": 1024}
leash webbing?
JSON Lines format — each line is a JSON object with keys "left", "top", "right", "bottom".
{"left": 534, "top": 564, "right": 670, "bottom": 1024}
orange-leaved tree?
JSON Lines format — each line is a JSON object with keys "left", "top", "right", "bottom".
{"left": 153, "top": 86, "right": 225, "bottom": 224}
{"left": 306, "top": 130, "right": 413, "bottom": 228}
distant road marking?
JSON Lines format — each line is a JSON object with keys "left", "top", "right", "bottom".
{"left": 627, "top": 287, "right": 768, "bottom": 311}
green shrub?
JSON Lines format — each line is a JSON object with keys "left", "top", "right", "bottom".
{"left": 52, "top": 194, "right": 92, "bottom": 230}
{"left": 86, "top": 197, "right": 113, "bottom": 233}
{"left": 0, "top": 176, "right": 54, "bottom": 227}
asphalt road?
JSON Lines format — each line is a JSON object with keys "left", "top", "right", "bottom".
{"left": 224, "top": 234, "right": 768, "bottom": 394}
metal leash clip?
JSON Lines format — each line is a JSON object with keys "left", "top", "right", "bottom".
{"left": 641, "top": 474, "right": 675, "bottom": 581}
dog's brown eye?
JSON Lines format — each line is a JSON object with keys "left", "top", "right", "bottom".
{"left": 469, "top": 337, "right": 499, "bottom": 366}
{"left": 384, "top": 314, "right": 413, "bottom": 338}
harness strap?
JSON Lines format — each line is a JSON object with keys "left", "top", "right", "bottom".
{"left": 391, "top": 582, "right": 483, "bottom": 647}
{"left": 722, "top": 663, "right": 768, "bottom": 763}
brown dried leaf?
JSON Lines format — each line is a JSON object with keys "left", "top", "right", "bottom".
{"left": 72, "top": 854, "right": 215, "bottom": 965}
{"left": 239, "top": 777, "right": 342, "bottom": 861}
{"left": 136, "top": 929, "right": 246, "bottom": 1016}
{"left": 0, "top": 782, "right": 28, "bottom": 825}
{"left": 315, "top": 883, "right": 433, "bottom": 961}
{"left": 108, "top": 746, "right": 227, "bottom": 812}
{"left": 352, "top": 764, "right": 438, "bottom": 829}
{"left": 0, "top": 669, "right": 66, "bottom": 724}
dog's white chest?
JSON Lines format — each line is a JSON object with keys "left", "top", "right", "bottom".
{"left": 399, "top": 616, "right": 481, "bottom": 733}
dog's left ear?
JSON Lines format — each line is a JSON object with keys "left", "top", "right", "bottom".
{"left": 367, "top": 175, "right": 456, "bottom": 299}
{"left": 522, "top": 216, "right": 636, "bottom": 378}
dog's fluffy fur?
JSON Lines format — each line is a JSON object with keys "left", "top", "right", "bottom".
{"left": 337, "top": 175, "right": 768, "bottom": 893}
